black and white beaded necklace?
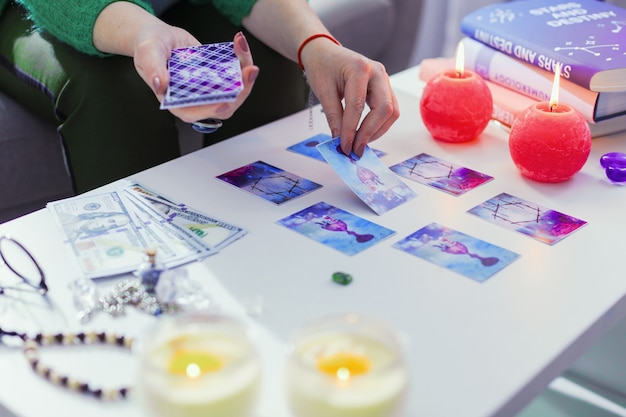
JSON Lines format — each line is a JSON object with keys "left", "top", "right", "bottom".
{"left": 0, "top": 328, "right": 133, "bottom": 400}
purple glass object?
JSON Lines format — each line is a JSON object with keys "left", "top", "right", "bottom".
{"left": 606, "top": 166, "right": 626, "bottom": 183}
{"left": 600, "top": 152, "right": 626, "bottom": 169}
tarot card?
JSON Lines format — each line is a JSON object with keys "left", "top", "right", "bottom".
{"left": 393, "top": 223, "right": 520, "bottom": 282}
{"left": 390, "top": 153, "right": 493, "bottom": 196}
{"left": 277, "top": 201, "right": 396, "bottom": 256}
{"left": 216, "top": 161, "right": 322, "bottom": 204}
{"left": 316, "top": 137, "right": 416, "bottom": 215}
{"left": 161, "top": 42, "right": 243, "bottom": 109}
{"left": 287, "top": 134, "right": 387, "bottom": 162}
{"left": 467, "top": 193, "right": 587, "bottom": 245}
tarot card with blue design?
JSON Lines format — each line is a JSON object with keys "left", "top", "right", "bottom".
{"left": 288, "top": 134, "right": 387, "bottom": 162}
{"left": 216, "top": 161, "right": 322, "bottom": 205}
{"left": 161, "top": 42, "right": 243, "bottom": 109}
{"left": 316, "top": 137, "right": 416, "bottom": 215}
{"left": 277, "top": 201, "right": 396, "bottom": 256}
{"left": 390, "top": 153, "right": 493, "bottom": 196}
{"left": 394, "top": 223, "right": 520, "bottom": 282}
{"left": 467, "top": 193, "right": 587, "bottom": 245}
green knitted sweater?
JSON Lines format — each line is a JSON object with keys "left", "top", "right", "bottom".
{"left": 0, "top": 0, "right": 256, "bottom": 55}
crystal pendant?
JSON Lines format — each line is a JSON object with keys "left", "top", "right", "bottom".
{"left": 134, "top": 248, "right": 164, "bottom": 294}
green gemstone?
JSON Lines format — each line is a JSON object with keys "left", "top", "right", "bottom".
{"left": 332, "top": 272, "right": 353, "bottom": 285}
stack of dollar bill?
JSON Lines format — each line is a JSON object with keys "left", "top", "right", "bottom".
{"left": 47, "top": 181, "right": 247, "bottom": 279}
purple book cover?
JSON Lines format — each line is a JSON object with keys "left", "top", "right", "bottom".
{"left": 461, "top": 0, "right": 626, "bottom": 92}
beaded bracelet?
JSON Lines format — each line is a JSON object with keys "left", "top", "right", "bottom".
{"left": 2, "top": 329, "right": 134, "bottom": 400}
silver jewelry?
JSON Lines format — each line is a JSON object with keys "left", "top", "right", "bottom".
{"left": 70, "top": 270, "right": 213, "bottom": 322}
{"left": 71, "top": 278, "right": 173, "bottom": 322}
{"left": 97, "top": 279, "right": 167, "bottom": 318}
{"left": 191, "top": 118, "right": 223, "bottom": 133}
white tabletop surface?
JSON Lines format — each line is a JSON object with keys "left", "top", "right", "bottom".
{"left": 2, "top": 66, "right": 626, "bottom": 417}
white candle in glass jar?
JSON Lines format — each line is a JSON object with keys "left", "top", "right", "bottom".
{"left": 285, "top": 313, "right": 409, "bottom": 417}
{"left": 136, "top": 313, "right": 260, "bottom": 417}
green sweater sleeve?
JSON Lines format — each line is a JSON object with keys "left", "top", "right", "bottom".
{"left": 15, "top": 0, "right": 155, "bottom": 56}
{"left": 191, "top": 0, "right": 257, "bottom": 27}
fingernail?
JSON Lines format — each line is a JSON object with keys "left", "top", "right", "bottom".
{"left": 356, "top": 143, "right": 365, "bottom": 157}
{"left": 248, "top": 67, "right": 259, "bottom": 84}
{"left": 237, "top": 31, "right": 250, "bottom": 53}
{"left": 153, "top": 76, "right": 161, "bottom": 91}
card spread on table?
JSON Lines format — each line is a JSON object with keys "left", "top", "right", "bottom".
{"left": 390, "top": 153, "right": 493, "bottom": 196}
{"left": 467, "top": 193, "right": 587, "bottom": 245}
{"left": 277, "top": 201, "right": 396, "bottom": 256}
{"left": 216, "top": 161, "right": 322, "bottom": 204}
{"left": 394, "top": 223, "right": 520, "bottom": 282}
{"left": 287, "top": 134, "right": 387, "bottom": 162}
{"left": 161, "top": 42, "right": 243, "bottom": 109}
{"left": 316, "top": 137, "right": 416, "bottom": 215}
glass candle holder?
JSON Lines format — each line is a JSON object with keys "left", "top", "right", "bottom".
{"left": 135, "top": 312, "right": 261, "bottom": 417}
{"left": 285, "top": 313, "right": 409, "bottom": 417}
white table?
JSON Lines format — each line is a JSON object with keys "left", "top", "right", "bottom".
{"left": 2, "top": 66, "right": 626, "bottom": 417}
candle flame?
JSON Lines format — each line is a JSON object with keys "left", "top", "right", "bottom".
{"left": 336, "top": 367, "right": 351, "bottom": 381}
{"left": 455, "top": 42, "right": 464, "bottom": 77}
{"left": 168, "top": 349, "right": 224, "bottom": 377}
{"left": 549, "top": 63, "right": 562, "bottom": 111}
{"left": 186, "top": 363, "right": 201, "bottom": 379}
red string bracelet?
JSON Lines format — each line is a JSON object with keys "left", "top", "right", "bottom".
{"left": 297, "top": 33, "right": 341, "bottom": 71}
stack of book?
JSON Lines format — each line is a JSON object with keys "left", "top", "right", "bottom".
{"left": 420, "top": 0, "right": 626, "bottom": 137}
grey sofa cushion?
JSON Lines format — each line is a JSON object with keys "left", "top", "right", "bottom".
{"left": 310, "top": 0, "right": 395, "bottom": 66}
{"left": 0, "top": 93, "right": 73, "bottom": 222}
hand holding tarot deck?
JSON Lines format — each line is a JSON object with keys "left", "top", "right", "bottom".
{"left": 160, "top": 42, "right": 243, "bottom": 110}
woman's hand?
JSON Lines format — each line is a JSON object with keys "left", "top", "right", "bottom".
{"left": 94, "top": 2, "right": 259, "bottom": 124}
{"left": 300, "top": 39, "right": 399, "bottom": 157}
{"left": 135, "top": 30, "right": 259, "bottom": 123}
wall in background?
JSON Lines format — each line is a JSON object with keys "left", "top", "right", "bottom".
{"left": 409, "top": 0, "right": 500, "bottom": 65}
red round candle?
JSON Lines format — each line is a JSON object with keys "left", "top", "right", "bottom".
{"left": 419, "top": 70, "right": 493, "bottom": 143}
{"left": 509, "top": 102, "right": 591, "bottom": 183}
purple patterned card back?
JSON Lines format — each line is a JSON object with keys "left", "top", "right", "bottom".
{"left": 161, "top": 42, "right": 243, "bottom": 109}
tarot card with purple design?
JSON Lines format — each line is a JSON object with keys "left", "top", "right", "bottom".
{"left": 393, "top": 222, "right": 520, "bottom": 282}
{"left": 277, "top": 201, "right": 396, "bottom": 256}
{"left": 467, "top": 193, "right": 587, "bottom": 245}
{"left": 287, "top": 133, "right": 387, "bottom": 162}
{"left": 390, "top": 153, "right": 493, "bottom": 196}
{"left": 216, "top": 161, "right": 322, "bottom": 205}
{"left": 316, "top": 137, "right": 416, "bottom": 215}
{"left": 161, "top": 42, "right": 243, "bottom": 110}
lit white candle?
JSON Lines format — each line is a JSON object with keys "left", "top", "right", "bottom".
{"left": 136, "top": 313, "right": 260, "bottom": 417}
{"left": 285, "top": 314, "right": 409, "bottom": 417}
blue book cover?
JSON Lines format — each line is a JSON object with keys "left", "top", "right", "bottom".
{"left": 461, "top": 0, "right": 626, "bottom": 92}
